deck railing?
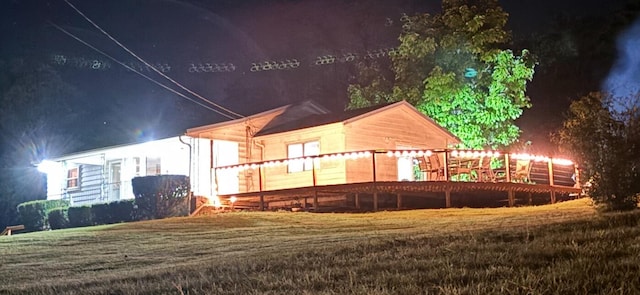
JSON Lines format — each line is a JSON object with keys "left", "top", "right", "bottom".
{"left": 213, "top": 149, "right": 580, "bottom": 195}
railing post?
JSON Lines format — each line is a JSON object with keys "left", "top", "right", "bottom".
{"left": 504, "top": 153, "right": 511, "bottom": 183}
{"left": 258, "top": 166, "right": 265, "bottom": 211}
{"left": 312, "top": 159, "right": 318, "bottom": 210}
{"left": 372, "top": 151, "right": 378, "bottom": 211}
{"left": 443, "top": 149, "right": 450, "bottom": 181}
{"left": 548, "top": 160, "right": 556, "bottom": 203}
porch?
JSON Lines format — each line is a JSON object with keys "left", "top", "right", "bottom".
{"left": 213, "top": 149, "right": 582, "bottom": 211}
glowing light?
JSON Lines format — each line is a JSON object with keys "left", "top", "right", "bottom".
{"left": 37, "top": 160, "right": 59, "bottom": 174}
{"left": 425, "top": 150, "right": 432, "bottom": 156}
{"left": 451, "top": 150, "right": 459, "bottom": 157}
{"left": 229, "top": 196, "right": 237, "bottom": 203}
{"left": 552, "top": 158, "right": 574, "bottom": 166}
{"left": 394, "top": 151, "right": 401, "bottom": 157}
{"left": 386, "top": 151, "right": 393, "bottom": 157}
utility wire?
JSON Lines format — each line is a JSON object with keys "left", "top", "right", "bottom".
{"left": 63, "top": 0, "right": 245, "bottom": 119}
{"left": 49, "top": 22, "right": 238, "bottom": 119}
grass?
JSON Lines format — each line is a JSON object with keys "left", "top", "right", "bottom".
{"left": 1, "top": 198, "right": 639, "bottom": 294}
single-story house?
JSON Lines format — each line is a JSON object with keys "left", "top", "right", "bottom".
{"left": 186, "top": 100, "right": 459, "bottom": 194}
{"left": 41, "top": 100, "right": 459, "bottom": 206}
{"left": 39, "top": 136, "right": 211, "bottom": 206}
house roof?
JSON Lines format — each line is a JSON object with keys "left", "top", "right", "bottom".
{"left": 254, "top": 103, "right": 392, "bottom": 137}
{"left": 186, "top": 100, "right": 329, "bottom": 134}
{"left": 254, "top": 100, "right": 460, "bottom": 144}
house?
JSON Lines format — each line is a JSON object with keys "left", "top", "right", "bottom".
{"left": 186, "top": 100, "right": 460, "bottom": 195}
{"left": 39, "top": 136, "right": 210, "bottom": 206}
{"left": 41, "top": 100, "right": 459, "bottom": 207}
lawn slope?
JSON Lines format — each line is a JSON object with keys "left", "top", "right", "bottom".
{"left": 1, "top": 198, "right": 639, "bottom": 294}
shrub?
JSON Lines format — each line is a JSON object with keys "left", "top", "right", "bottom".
{"left": 132, "top": 175, "right": 190, "bottom": 220}
{"left": 91, "top": 203, "right": 111, "bottom": 225}
{"left": 555, "top": 92, "right": 640, "bottom": 210}
{"left": 48, "top": 207, "right": 69, "bottom": 230}
{"left": 68, "top": 206, "right": 93, "bottom": 227}
{"left": 16, "top": 199, "right": 70, "bottom": 231}
{"left": 107, "top": 199, "right": 136, "bottom": 223}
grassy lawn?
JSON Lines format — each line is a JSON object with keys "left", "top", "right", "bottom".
{"left": 1, "top": 197, "right": 639, "bottom": 294}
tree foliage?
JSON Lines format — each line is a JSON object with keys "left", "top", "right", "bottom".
{"left": 555, "top": 92, "right": 640, "bottom": 210}
{"left": 0, "top": 59, "right": 83, "bottom": 229}
{"left": 348, "top": 0, "right": 536, "bottom": 148}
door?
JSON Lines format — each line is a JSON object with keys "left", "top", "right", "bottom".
{"left": 396, "top": 145, "right": 415, "bottom": 181}
{"left": 108, "top": 161, "right": 122, "bottom": 201}
{"left": 213, "top": 140, "right": 239, "bottom": 194}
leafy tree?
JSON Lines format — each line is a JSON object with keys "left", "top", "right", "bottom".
{"left": 0, "top": 59, "right": 83, "bottom": 229}
{"left": 555, "top": 92, "right": 639, "bottom": 210}
{"left": 348, "top": 0, "right": 536, "bottom": 148}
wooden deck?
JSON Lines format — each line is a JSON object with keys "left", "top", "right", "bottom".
{"left": 214, "top": 149, "right": 582, "bottom": 211}
{"left": 219, "top": 180, "right": 582, "bottom": 211}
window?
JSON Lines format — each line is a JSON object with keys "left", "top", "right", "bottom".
{"left": 146, "top": 157, "right": 161, "bottom": 175}
{"left": 287, "top": 141, "right": 320, "bottom": 173}
{"left": 133, "top": 157, "right": 141, "bottom": 176}
{"left": 66, "top": 167, "right": 79, "bottom": 189}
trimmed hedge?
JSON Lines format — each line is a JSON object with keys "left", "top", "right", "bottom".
{"left": 48, "top": 207, "right": 69, "bottom": 230}
{"left": 132, "top": 175, "right": 190, "bottom": 220}
{"left": 108, "top": 199, "right": 136, "bottom": 223}
{"left": 16, "top": 199, "right": 70, "bottom": 231}
{"left": 68, "top": 206, "right": 93, "bottom": 227}
{"left": 91, "top": 203, "right": 111, "bottom": 225}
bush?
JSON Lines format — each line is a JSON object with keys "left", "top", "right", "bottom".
{"left": 68, "top": 206, "right": 93, "bottom": 227}
{"left": 16, "top": 199, "right": 70, "bottom": 231}
{"left": 91, "top": 203, "right": 111, "bottom": 225}
{"left": 555, "top": 92, "right": 640, "bottom": 210}
{"left": 48, "top": 207, "right": 69, "bottom": 230}
{"left": 108, "top": 199, "right": 136, "bottom": 223}
{"left": 132, "top": 175, "right": 190, "bottom": 220}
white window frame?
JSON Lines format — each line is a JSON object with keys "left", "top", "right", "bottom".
{"left": 146, "top": 157, "right": 161, "bottom": 176}
{"left": 287, "top": 141, "right": 320, "bottom": 173}
{"left": 66, "top": 167, "right": 80, "bottom": 190}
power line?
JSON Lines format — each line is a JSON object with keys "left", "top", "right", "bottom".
{"left": 48, "top": 21, "right": 239, "bottom": 120}
{"left": 63, "top": 0, "right": 244, "bottom": 119}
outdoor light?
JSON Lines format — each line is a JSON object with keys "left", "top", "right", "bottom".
{"left": 37, "top": 160, "right": 58, "bottom": 174}
{"left": 229, "top": 196, "right": 237, "bottom": 203}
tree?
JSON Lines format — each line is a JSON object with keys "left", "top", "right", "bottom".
{"left": 348, "top": 0, "right": 536, "bottom": 148}
{"left": 555, "top": 92, "right": 639, "bottom": 210}
{"left": 0, "top": 59, "right": 83, "bottom": 229}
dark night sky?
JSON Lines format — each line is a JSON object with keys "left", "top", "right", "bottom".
{"left": 0, "top": 0, "right": 633, "bottom": 152}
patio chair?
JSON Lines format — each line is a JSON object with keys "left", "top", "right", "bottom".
{"left": 513, "top": 159, "right": 532, "bottom": 183}
{"left": 449, "top": 157, "right": 476, "bottom": 181}
{"left": 423, "top": 154, "right": 445, "bottom": 181}
{"left": 474, "top": 157, "right": 495, "bottom": 182}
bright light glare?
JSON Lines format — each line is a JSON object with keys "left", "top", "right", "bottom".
{"left": 37, "top": 160, "right": 58, "bottom": 174}
{"left": 229, "top": 196, "right": 237, "bottom": 203}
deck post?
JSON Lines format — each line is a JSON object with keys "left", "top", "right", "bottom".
{"left": 443, "top": 150, "right": 450, "bottom": 181}
{"left": 355, "top": 193, "right": 360, "bottom": 209}
{"left": 373, "top": 191, "right": 379, "bottom": 211}
{"left": 259, "top": 194, "right": 265, "bottom": 211}
{"left": 508, "top": 189, "right": 515, "bottom": 207}
{"left": 372, "top": 151, "right": 378, "bottom": 211}
{"left": 445, "top": 188, "right": 451, "bottom": 208}
{"left": 312, "top": 160, "right": 319, "bottom": 210}
{"left": 548, "top": 160, "right": 556, "bottom": 203}
{"left": 504, "top": 153, "right": 511, "bottom": 183}
{"left": 397, "top": 193, "right": 402, "bottom": 209}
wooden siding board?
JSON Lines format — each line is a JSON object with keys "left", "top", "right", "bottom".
{"left": 344, "top": 106, "right": 454, "bottom": 183}
{"left": 253, "top": 124, "right": 346, "bottom": 191}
